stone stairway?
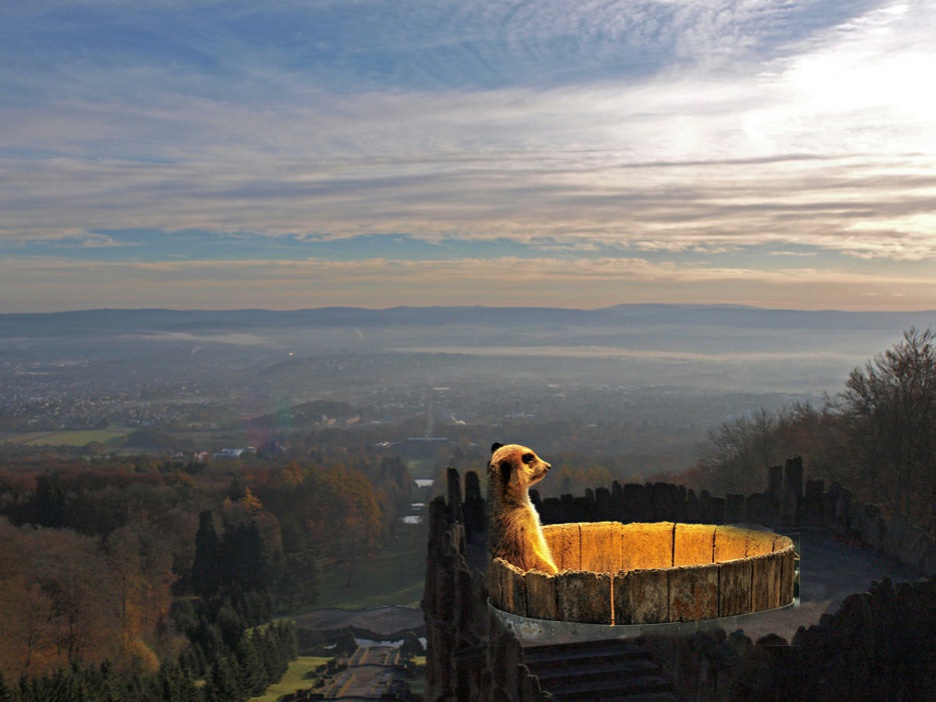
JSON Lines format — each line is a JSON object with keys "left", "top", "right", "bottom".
{"left": 523, "top": 639, "right": 678, "bottom": 702}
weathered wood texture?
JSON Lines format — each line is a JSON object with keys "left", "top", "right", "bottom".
{"left": 490, "top": 521, "right": 796, "bottom": 624}
{"left": 674, "top": 523, "right": 716, "bottom": 566}
{"left": 489, "top": 557, "right": 527, "bottom": 616}
{"left": 614, "top": 567, "right": 669, "bottom": 625}
{"left": 524, "top": 569, "right": 559, "bottom": 621}
{"left": 619, "top": 521, "right": 676, "bottom": 570}
{"left": 543, "top": 522, "right": 581, "bottom": 571}
{"left": 669, "top": 563, "right": 719, "bottom": 622}
{"left": 556, "top": 570, "right": 612, "bottom": 625}
{"left": 717, "top": 557, "right": 753, "bottom": 617}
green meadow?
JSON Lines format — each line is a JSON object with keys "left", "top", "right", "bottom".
{"left": 248, "top": 656, "right": 330, "bottom": 702}
{"left": 1, "top": 428, "right": 132, "bottom": 447}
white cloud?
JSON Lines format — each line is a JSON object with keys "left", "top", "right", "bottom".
{"left": 2, "top": 0, "right": 935, "bottom": 310}
{"left": 4, "top": 254, "right": 935, "bottom": 312}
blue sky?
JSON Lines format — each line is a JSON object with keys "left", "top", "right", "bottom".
{"left": 2, "top": 0, "right": 934, "bottom": 311}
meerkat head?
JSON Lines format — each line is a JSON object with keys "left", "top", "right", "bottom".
{"left": 489, "top": 442, "right": 552, "bottom": 493}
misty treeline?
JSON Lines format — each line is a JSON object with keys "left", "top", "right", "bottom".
{"left": 694, "top": 328, "right": 936, "bottom": 530}
{"left": 0, "top": 451, "right": 413, "bottom": 699}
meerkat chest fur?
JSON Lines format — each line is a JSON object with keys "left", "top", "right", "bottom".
{"left": 487, "top": 443, "right": 559, "bottom": 575}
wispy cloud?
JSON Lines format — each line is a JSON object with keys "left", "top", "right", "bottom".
{"left": 4, "top": 253, "right": 934, "bottom": 313}
{"left": 1, "top": 0, "right": 934, "bottom": 310}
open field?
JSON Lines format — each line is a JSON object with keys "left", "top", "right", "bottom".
{"left": 315, "top": 519, "right": 429, "bottom": 610}
{"left": 249, "top": 656, "right": 330, "bottom": 702}
{"left": 0, "top": 428, "right": 132, "bottom": 447}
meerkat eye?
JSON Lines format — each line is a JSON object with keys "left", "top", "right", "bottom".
{"left": 522, "top": 453, "right": 535, "bottom": 464}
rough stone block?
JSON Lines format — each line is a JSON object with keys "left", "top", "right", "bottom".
{"left": 725, "top": 493, "right": 745, "bottom": 524}
{"left": 650, "top": 482, "right": 681, "bottom": 521}
{"left": 669, "top": 563, "right": 719, "bottom": 622}
{"left": 447, "top": 468, "right": 463, "bottom": 523}
{"left": 746, "top": 492, "right": 779, "bottom": 526}
{"left": 673, "top": 523, "right": 717, "bottom": 566}
{"left": 924, "top": 542, "right": 936, "bottom": 576}
{"left": 835, "top": 487, "right": 853, "bottom": 531}
{"left": 883, "top": 513, "right": 909, "bottom": 558}
{"left": 622, "top": 483, "right": 648, "bottom": 521}
{"left": 615, "top": 568, "right": 670, "bottom": 625}
{"left": 595, "top": 486, "right": 613, "bottom": 517}
{"left": 862, "top": 513, "right": 886, "bottom": 551}
{"left": 700, "top": 494, "right": 726, "bottom": 524}
{"left": 900, "top": 526, "right": 929, "bottom": 570}
{"left": 783, "top": 457, "right": 804, "bottom": 499}
{"left": 767, "top": 464, "right": 783, "bottom": 499}
{"left": 685, "top": 489, "right": 700, "bottom": 523}
{"left": 538, "top": 497, "right": 562, "bottom": 525}
{"left": 803, "top": 479, "right": 825, "bottom": 525}
{"left": 781, "top": 491, "right": 800, "bottom": 526}
{"left": 822, "top": 494, "right": 836, "bottom": 527}
{"left": 556, "top": 570, "right": 612, "bottom": 624}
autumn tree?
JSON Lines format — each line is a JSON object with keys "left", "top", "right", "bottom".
{"left": 839, "top": 326, "right": 936, "bottom": 523}
{"left": 273, "top": 549, "right": 321, "bottom": 611}
{"left": 695, "top": 408, "right": 785, "bottom": 494}
{"left": 310, "top": 466, "right": 383, "bottom": 587}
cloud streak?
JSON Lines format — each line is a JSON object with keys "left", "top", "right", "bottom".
{"left": 4, "top": 254, "right": 934, "bottom": 313}
{"left": 1, "top": 0, "right": 934, "bottom": 310}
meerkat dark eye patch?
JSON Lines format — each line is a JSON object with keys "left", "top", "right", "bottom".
{"left": 522, "top": 453, "right": 534, "bottom": 464}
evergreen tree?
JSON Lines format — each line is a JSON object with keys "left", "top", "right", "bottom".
{"left": 253, "top": 629, "right": 279, "bottom": 688}
{"left": 192, "top": 511, "right": 221, "bottom": 599}
{"left": 161, "top": 665, "right": 203, "bottom": 702}
{"left": 29, "top": 474, "right": 67, "bottom": 528}
{"left": 204, "top": 657, "right": 244, "bottom": 702}
{"left": 215, "top": 599, "right": 245, "bottom": 649}
{"left": 233, "top": 635, "right": 267, "bottom": 697}
{"left": 227, "top": 477, "right": 247, "bottom": 502}
{"left": 220, "top": 521, "right": 270, "bottom": 597}
{"left": 274, "top": 549, "right": 320, "bottom": 611}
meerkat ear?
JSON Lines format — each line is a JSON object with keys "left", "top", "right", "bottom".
{"left": 499, "top": 459, "right": 512, "bottom": 483}
{"left": 491, "top": 442, "right": 503, "bottom": 454}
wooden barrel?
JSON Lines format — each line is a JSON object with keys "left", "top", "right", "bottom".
{"left": 488, "top": 522, "right": 796, "bottom": 625}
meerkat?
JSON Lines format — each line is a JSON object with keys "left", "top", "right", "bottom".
{"left": 487, "top": 442, "right": 559, "bottom": 575}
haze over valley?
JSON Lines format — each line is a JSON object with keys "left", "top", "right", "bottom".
{"left": 4, "top": 304, "right": 935, "bottom": 478}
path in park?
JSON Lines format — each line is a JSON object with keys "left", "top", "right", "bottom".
{"left": 319, "top": 645, "right": 407, "bottom": 700}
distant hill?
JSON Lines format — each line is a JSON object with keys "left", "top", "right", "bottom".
{"left": 3, "top": 304, "right": 935, "bottom": 337}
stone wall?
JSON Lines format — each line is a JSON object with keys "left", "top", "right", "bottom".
{"left": 534, "top": 457, "right": 936, "bottom": 575}
{"left": 423, "top": 460, "right": 936, "bottom": 701}
{"left": 422, "top": 482, "right": 551, "bottom": 702}
{"left": 636, "top": 575, "right": 936, "bottom": 702}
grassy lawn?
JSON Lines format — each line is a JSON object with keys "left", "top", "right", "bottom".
{"left": 249, "top": 656, "right": 330, "bottom": 702}
{"left": 314, "top": 519, "right": 429, "bottom": 610}
{"left": 2, "top": 428, "right": 132, "bottom": 447}
{"left": 405, "top": 458, "right": 437, "bottom": 480}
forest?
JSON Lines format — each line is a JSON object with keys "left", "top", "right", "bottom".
{"left": 692, "top": 327, "right": 936, "bottom": 532}
{"left": 1, "top": 325, "right": 934, "bottom": 700}
{"left": 0, "top": 449, "right": 414, "bottom": 701}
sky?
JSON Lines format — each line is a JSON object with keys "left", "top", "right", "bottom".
{"left": 2, "top": 0, "right": 935, "bottom": 312}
